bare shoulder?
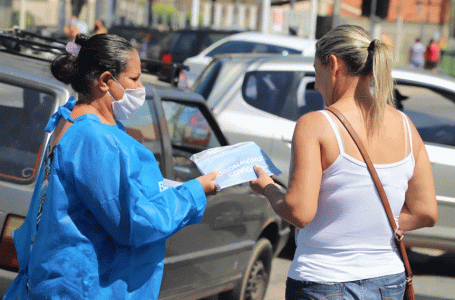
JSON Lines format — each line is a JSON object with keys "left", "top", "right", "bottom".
{"left": 386, "top": 105, "right": 425, "bottom": 152}
{"left": 292, "top": 110, "right": 330, "bottom": 145}
{"left": 295, "top": 110, "right": 328, "bottom": 132}
{"left": 386, "top": 105, "right": 419, "bottom": 133}
{"left": 385, "top": 104, "right": 404, "bottom": 119}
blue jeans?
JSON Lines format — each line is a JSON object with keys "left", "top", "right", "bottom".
{"left": 286, "top": 272, "right": 406, "bottom": 300}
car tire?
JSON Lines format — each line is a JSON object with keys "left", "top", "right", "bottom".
{"left": 221, "top": 238, "right": 273, "bottom": 300}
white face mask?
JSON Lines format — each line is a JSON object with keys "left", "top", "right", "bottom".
{"left": 109, "top": 77, "right": 146, "bottom": 120}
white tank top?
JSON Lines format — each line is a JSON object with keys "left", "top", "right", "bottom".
{"left": 288, "top": 110, "right": 415, "bottom": 282}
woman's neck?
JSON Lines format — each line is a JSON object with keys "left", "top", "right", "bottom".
{"left": 72, "top": 94, "right": 116, "bottom": 125}
{"left": 332, "top": 74, "right": 373, "bottom": 106}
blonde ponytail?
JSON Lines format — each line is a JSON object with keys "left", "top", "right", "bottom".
{"left": 371, "top": 39, "right": 394, "bottom": 128}
{"left": 315, "top": 25, "right": 394, "bottom": 136}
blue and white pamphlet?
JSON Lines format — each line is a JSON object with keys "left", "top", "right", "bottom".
{"left": 190, "top": 141, "right": 281, "bottom": 190}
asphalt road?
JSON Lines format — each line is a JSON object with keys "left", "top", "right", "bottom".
{"left": 264, "top": 249, "right": 455, "bottom": 300}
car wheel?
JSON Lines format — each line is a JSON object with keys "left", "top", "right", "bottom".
{"left": 221, "top": 238, "right": 273, "bottom": 300}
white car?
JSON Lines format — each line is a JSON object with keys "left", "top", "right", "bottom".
{"left": 192, "top": 53, "right": 455, "bottom": 253}
{"left": 180, "top": 31, "right": 316, "bottom": 88}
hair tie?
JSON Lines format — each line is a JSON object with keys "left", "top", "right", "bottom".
{"left": 65, "top": 42, "right": 81, "bottom": 57}
{"left": 368, "top": 39, "right": 378, "bottom": 52}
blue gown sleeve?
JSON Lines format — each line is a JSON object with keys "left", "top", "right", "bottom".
{"left": 58, "top": 125, "right": 206, "bottom": 247}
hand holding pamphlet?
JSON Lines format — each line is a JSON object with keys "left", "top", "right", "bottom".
{"left": 190, "top": 142, "right": 281, "bottom": 190}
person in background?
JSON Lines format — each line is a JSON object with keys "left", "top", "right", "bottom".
{"left": 140, "top": 33, "right": 152, "bottom": 60}
{"left": 93, "top": 19, "right": 108, "bottom": 35}
{"left": 251, "top": 25, "right": 437, "bottom": 299}
{"left": 424, "top": 38, "right": 441, "bottom": 72}
{"left": 64, "top": 16, "right": 89, "bottom": 41}
{"left": 4, "top": 33, "right": 217, "bottom": 299}
{"left": 409, "top": 38, "right": 425, "bottom": 68}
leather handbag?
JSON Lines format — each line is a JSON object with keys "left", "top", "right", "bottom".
{"left": 325, "top": 107, "right": 415, "bottom": 300}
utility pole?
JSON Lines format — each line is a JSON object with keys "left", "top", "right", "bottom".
{"left": 190, "top": 0, "right": 200, "bottom": 28}
{"left": 394, "top": 0, "right": 404, "bottom": 62}
{"left": 332, "top": 0, "right": 342, "bottom": 28}
{"left": 19, "top": 0, "right": 26, "bottom": 29}
{"left": 147, "top": 0, "right": 153, "bottom": 27}
{"left": 449, "top": 0, "right": 455, "bottom": 47}
{"left": 309, "top": 0, "right": 317, "bottom": 39}
{"left": 261, "top": 0, "right": 271, "bottom": 34}
{"left": 369, "top": 0, "right": 381, "bottom": 39}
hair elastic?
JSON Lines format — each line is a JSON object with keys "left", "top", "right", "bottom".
{"left": 368, "top": 39, "right": 378, "bottom": 52}
{"left": 65, "top": 42, "right": 81, "bottom": 57}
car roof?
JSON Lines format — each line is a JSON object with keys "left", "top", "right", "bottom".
{"left": 0, "top": 50, "right": 71, "bottom": 94}
{"left": 142, "top": 73, "right": 205, "bottom": 102}
{"left": 392, "top": 66, "right": 455, "bottom": 90}
{"left": 212, "top": 54, "right": 455, "bottom": 84}
{"left": 211, "top": 53, "right": 315, "bottom": 69}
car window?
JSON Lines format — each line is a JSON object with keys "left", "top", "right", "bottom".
{"left": 200, "top": 34, "right": 230, "bottom": 51}
{"left": 0, "top": 83, "right": 55, "bottom": 183}
{"left": 160, "top": 32, "right": 175, "bottom": 49}
{"left": 193, "top": 59, "right": 223, "bottom": 100}
{"left": 253, "top": 43, "right": 301, "bottom": 55}
{"left": 395, "top": 83, "right": 455, "bottom": 146}
{"left": 171, "top": 33, "right": 198, "bottom": 54}
{"left": 121, "top": 99, "right": 164, "bottom": 167}
{"left": 207, "top": 41, "right": 256, "bottom": 57}
{"left": 207, "top": 33, "right": 234, "bottom": 45}
{"left": 242, "top": 71, "right": 322, "bottom": 121}
{"left": 161, "top": 101, "right": 222, "bottom": 182}
{"left": 296, "top": 77, "right": 325, "bottom": 117}
{"left": 207, "top": 40, "right": 301, "bottom": 57}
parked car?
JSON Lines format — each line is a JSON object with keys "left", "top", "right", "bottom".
{"left": 0, "top": 32, "right": 290, "bottom": 299}
{"left": 181, "top": 32, "right": 317, "bottom": 87}
{"left": 108, "top": 25, "right": 168, "bottom": 60}
{"left": 155, "top": 28, "right": 241, "bottom": 64}
{"left": 192, "top": 53, "right": 455, "bottom": 253}
{"left": 151, "top": 28, "right": 240, "bottom": 84}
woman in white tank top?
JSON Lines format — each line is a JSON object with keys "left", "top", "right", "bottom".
{"left": 250, "top": 25, "right": 437, "bottom": 300}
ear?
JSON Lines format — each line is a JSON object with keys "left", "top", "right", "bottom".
{"left": 328, "top": 54, "right": 339, "bottom": 77}
{"left": 98, "top": 71, "right": 112, "bottom": 92}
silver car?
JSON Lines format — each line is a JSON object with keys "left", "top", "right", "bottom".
{"left": 0, "top": 33, "right": 290, "bottom": 299}
{"left": 192, "top": 54, "right": 455, "bottom": 253}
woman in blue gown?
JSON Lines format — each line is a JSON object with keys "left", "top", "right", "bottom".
{"left": 5, "top": 33, "right": 217, "bottom": 299}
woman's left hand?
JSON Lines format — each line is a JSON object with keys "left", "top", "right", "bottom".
{"left": 250, "top": 165, "right": 275, "bottom": 195}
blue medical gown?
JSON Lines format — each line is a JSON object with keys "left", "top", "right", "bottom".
{"left": 5, "top": 98, "right": 207, "bottom": 299}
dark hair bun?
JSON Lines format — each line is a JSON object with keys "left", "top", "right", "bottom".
{"left": 50, "top": 53, "right": 77, "bottom": 84}
{"left": 74, "top": 34, "right": 89, "bottom": 48}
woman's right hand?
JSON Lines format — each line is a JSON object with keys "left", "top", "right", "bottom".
{"left": 196, "top": 171, "right": 218, "bottom": 196}
{"left": 250, "top": 165, "right": 275, "bottom": 195}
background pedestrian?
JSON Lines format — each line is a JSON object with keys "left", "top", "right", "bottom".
{"left": 424, "top": 38, "right": 441, "bottom": 72}
{"left": 409, "top": 38, "right": 425, "bottom": 68}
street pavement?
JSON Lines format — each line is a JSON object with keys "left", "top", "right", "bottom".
{"left": 264, "top": 253, "right": 455, "bottom": 300}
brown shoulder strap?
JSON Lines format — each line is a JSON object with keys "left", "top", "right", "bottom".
{"left": 325, "top": 106, "right": 413, "bottom": 279}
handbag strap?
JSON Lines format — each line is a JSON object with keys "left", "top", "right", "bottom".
{"left": 325, "top": 107, "right": 413, "bottom": 279}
